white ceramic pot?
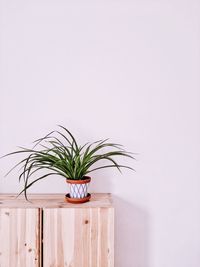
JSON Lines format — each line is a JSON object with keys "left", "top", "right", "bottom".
{"left": 66, "top": 177, "right": 91, "bottom": 199}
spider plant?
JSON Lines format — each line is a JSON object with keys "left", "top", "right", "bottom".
{"left": 3, "top": 125, "right": 135, "bottom": 200}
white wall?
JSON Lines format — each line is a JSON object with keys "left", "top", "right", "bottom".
{"left": 0, "top": 0, "right": 200, "bottom": 266}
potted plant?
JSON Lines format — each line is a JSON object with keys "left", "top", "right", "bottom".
{"left": 3, "top": 126, "right": 135, "bottom": 203}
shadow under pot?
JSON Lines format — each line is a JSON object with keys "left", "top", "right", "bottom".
{"left": 65, "top": 176, "right": 91, "bottom": 204}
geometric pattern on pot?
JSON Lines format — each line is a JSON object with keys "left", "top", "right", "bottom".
{"left": 69, "top": 183, "right": 89, "bottom": 199}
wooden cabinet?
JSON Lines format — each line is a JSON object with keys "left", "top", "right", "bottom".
{"left": 0, "top": 208, "right": 40, "bottom": 267}
{"left": 0, "top": 194, "right": 114, "bottom": 267}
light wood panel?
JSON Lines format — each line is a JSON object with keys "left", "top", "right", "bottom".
{"left": 43, "top": 207, "right": 114, "bottom": 267}
{"left": 0, "top": 194, "right": 114, "bottom": 267}
{"left": 0, "top": 208, "right": 40, "bottom": 267}
{"left": 0, "top": 193, "right": 112, "bottom": 209}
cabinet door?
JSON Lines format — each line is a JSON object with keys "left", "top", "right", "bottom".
{"left": 43, "top": 207, "right": 114, "bottom": 267}
{"left": 0, "top": 208, "right": 40, "bottom": 267}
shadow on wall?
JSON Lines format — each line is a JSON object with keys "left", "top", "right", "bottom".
{"left": 113, "top": 196, "right": 150, "bottom": 267}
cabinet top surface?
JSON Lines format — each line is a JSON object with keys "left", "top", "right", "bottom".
{"left": 0, "top": 193, "right": 113, "bottom": 209}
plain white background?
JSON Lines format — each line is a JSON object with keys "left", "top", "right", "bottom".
{"left": 0, "top": 0, "right": 200, "bottom": 266}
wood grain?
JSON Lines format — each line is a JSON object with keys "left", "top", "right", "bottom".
{"left": 0, "top": 194, "right": 114, "bottom": 267}
{"left": 43, "top": 207, "right": 114, "bottom": 267}
{"left": 0, "top": 208, "right": 40, "bottom": 267}
{"left": 0, "top": 193, "right": 113, "bottom": 209}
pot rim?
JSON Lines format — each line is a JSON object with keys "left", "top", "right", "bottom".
{"left": 66, "top": 176, "right": 91, "bottom": 184}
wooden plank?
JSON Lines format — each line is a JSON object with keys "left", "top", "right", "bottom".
{"left": 0, "top": 208, "right": 40, "bottom": 267}
{"left": 43, "top": 207, "right": 114, "bottom": 267}
{"left": 0, "top": 193, "right": 112, "bottom": 209}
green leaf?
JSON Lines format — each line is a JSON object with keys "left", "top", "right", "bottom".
{"left": 3, "top": 125, "right": 135, "bottom": 199}
{"left": 86, "top": 164, "right": 135, "bottom": 174}
{"left": 18, "top": 172, "right": 61, "bottom": 200}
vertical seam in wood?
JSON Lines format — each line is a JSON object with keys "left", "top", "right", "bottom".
{"left": 38, "top": 208, "right": 43, "bottom": 267}
{"left": 38, "top": 208, "right": 41, "bottom": 267}
{"left": 97, "top": 208, "right": 100, "bottom": 267}
{"left": 41, "top": 209, "right": 44, "bottom": 267}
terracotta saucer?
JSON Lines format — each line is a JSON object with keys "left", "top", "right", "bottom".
{"left": 65, "top": 193, "right": 91, "bottom": 204}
